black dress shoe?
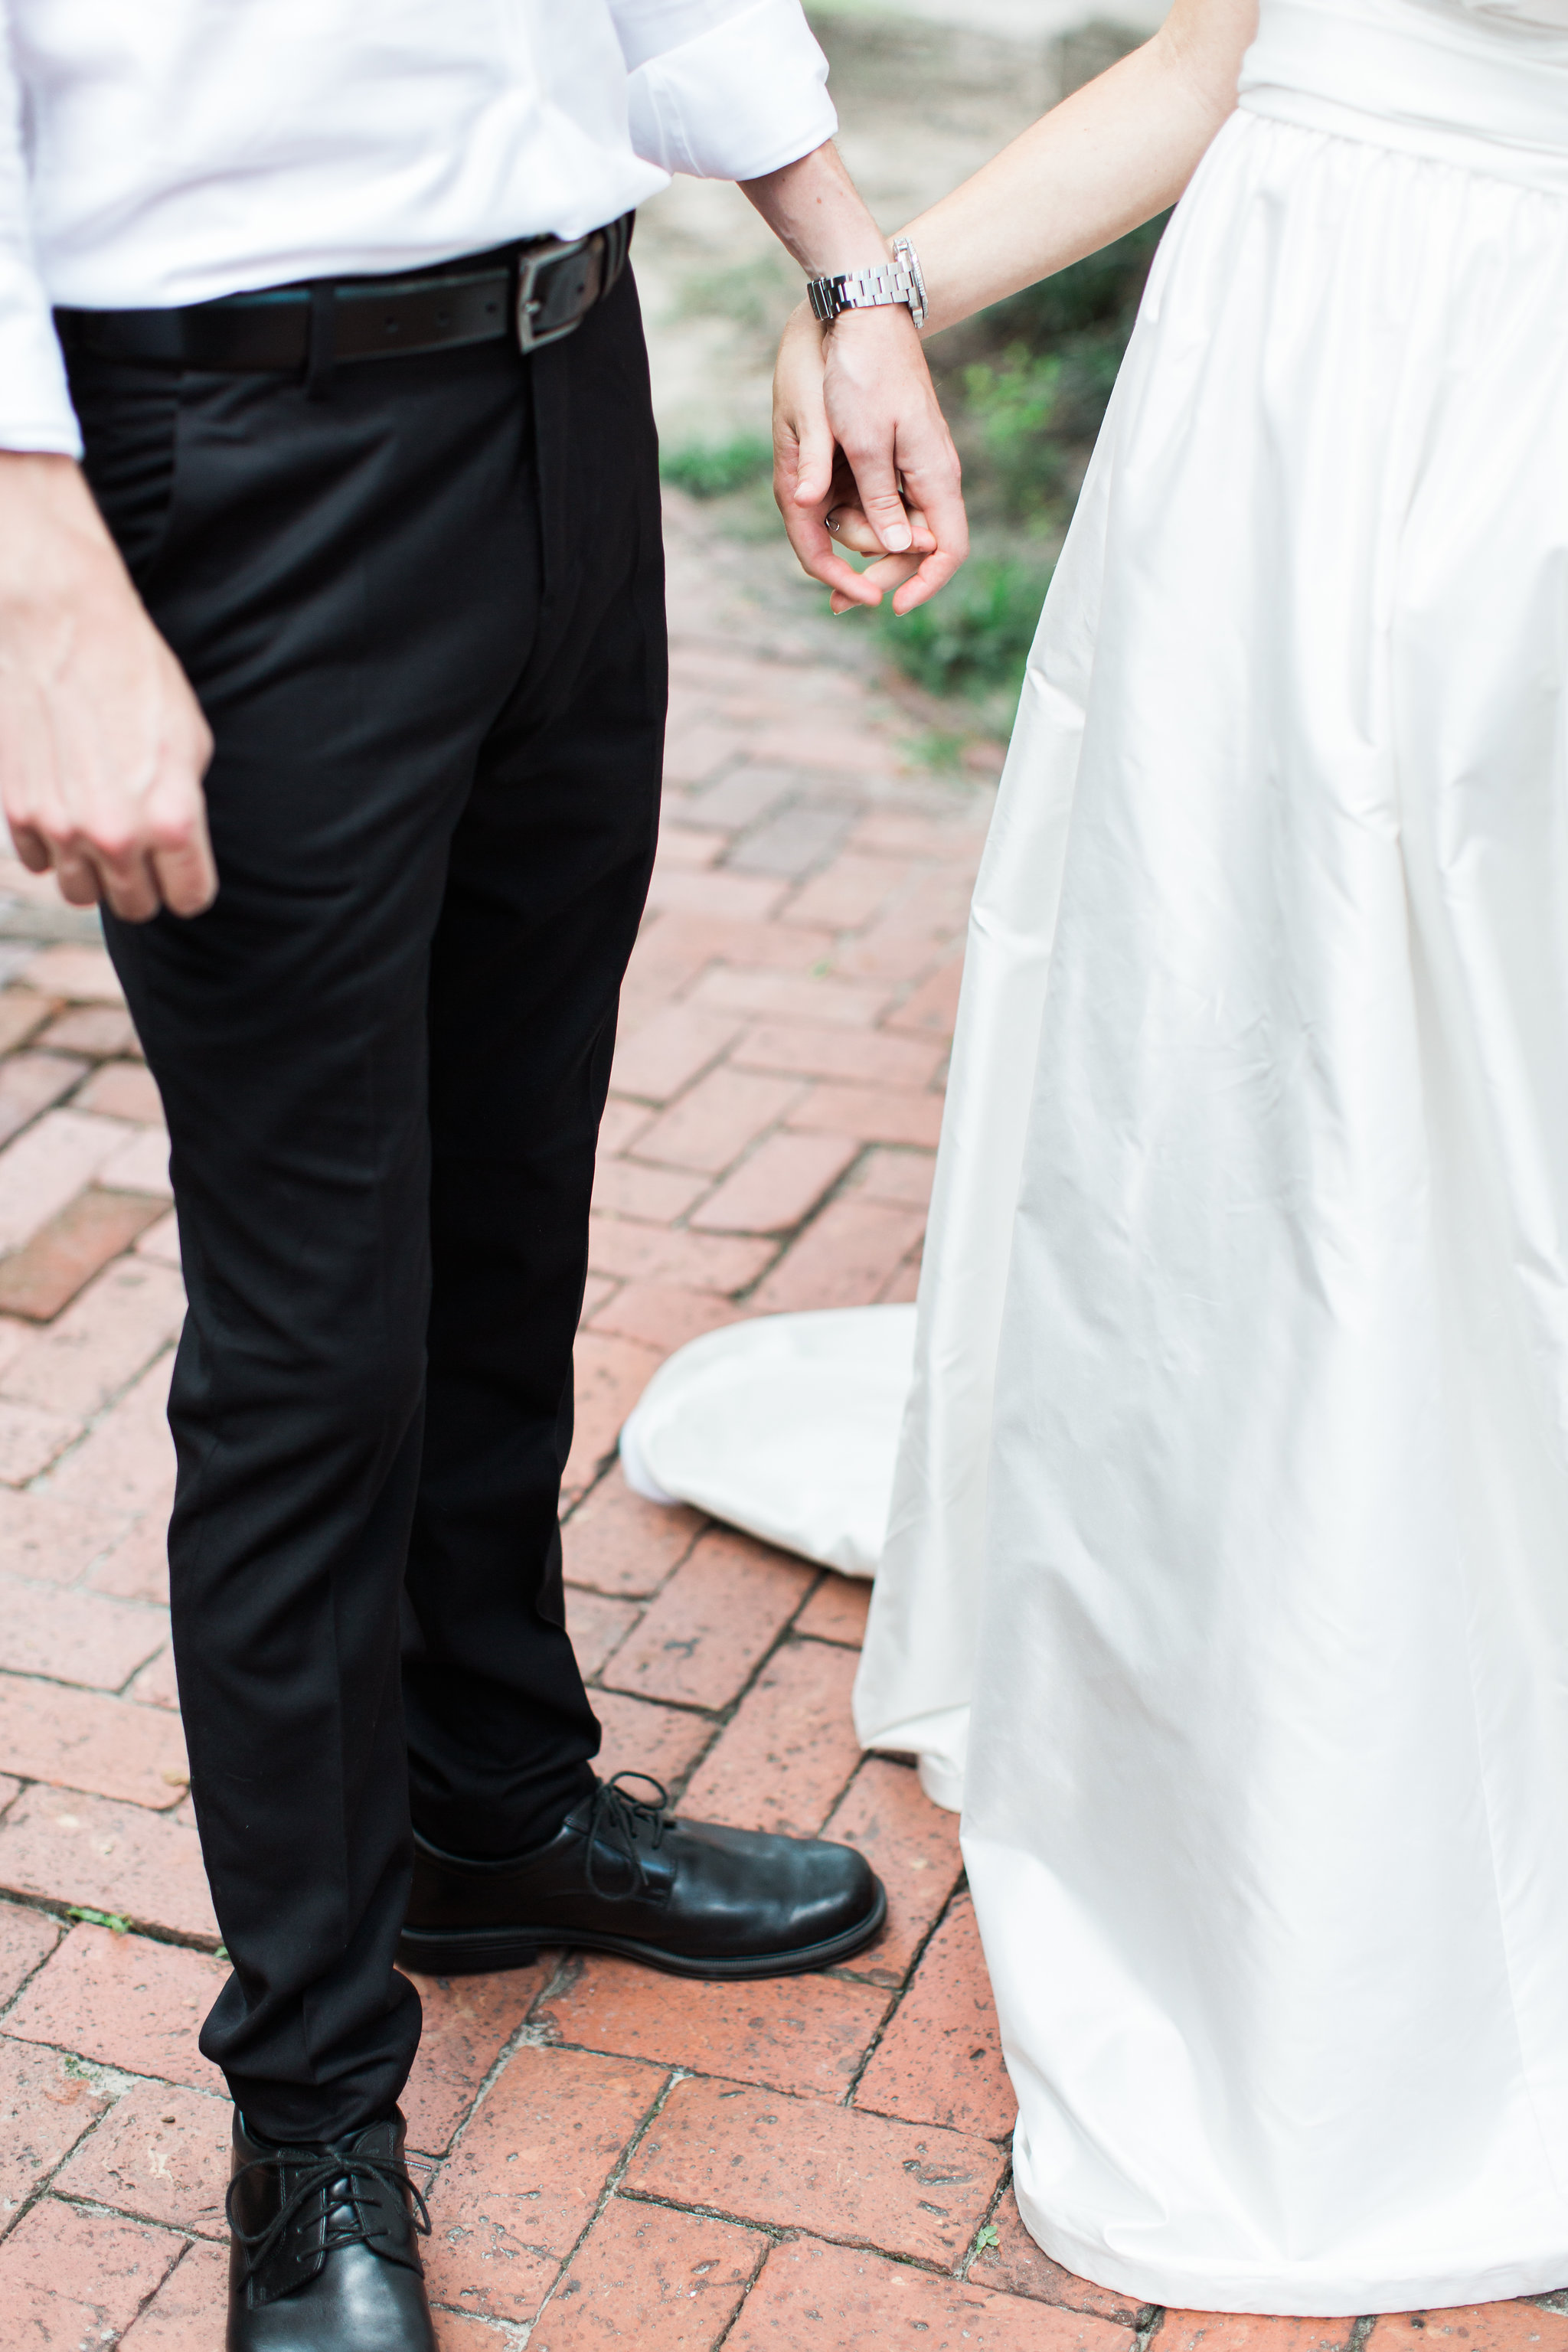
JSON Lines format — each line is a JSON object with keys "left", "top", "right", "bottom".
{"left": 226, "top": 2107, "right": 436, "bottom": 2351}
{"left": 400, "top": 1771, "right": 887, "bottom": 1978}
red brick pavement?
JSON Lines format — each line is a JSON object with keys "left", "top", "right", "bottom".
{"left": 1, "top": 518, "right": 1564, "bottom": 2347}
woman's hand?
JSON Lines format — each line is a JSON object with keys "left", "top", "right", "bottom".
{"left": 773, "top": 301, "right": 954, "bottom": 617}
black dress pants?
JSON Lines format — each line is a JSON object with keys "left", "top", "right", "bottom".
{"left": 67, "top": 268, "right": 665, "bottom": 2139}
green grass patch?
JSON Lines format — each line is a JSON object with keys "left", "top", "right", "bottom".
{"left": 876, "top": 558, "right": 1050, "bottom": 707}
{"left": 661, "top": 435, "right": 775, "bottom": 500}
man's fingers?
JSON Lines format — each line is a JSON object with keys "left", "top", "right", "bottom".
{"left": 150, "top": 821, "right": 220, "bottom": 920}
{"left": 8, "top": 822, "right": 51, "bottom": 874}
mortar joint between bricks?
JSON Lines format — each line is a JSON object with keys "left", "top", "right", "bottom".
{"left": 838, "top": 1870, "right": 972, "bottom": 2106}
{"left": 1349, "top": 2318, "right": 1380, "bottom": 2347}
{"left": 525, "top": 2059, "right": 693, "bottom": 2325}
{"left": 956, "top": 2163, "right": 1014, "bottom": 2282}
{"left": 1137, "top": 2303, "right": 1168, "bottom": 2350}
{"left": 0, "top": 1887, "right": 224, "bottom": 1960}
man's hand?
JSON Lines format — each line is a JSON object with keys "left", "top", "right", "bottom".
{"left": 745, "top": 143, "right": 967, "bottom": 616}
{"left": 772, "top": 301, "right": 959, "bottom": 617}
{"left": 0, "top": 452, "right": 216, "bottom": 922}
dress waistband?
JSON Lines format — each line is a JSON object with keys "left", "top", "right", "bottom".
{"left": 1238, "top": 0, "right": 1568, "bottom": 190}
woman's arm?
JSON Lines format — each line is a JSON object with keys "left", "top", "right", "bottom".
{"left": 776, "top": 0, "right": 1258, "bottom": 612}
{"left": 907, "top": 0, "right": 1256, "bottom": 335}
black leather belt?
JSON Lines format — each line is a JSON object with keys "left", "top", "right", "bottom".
{"left": 55, "top": 214, "right": 633, "bottom": 374}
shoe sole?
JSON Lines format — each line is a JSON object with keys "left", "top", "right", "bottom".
{"left": 397, "top": 1883, "right": 887, "bottom": 1981}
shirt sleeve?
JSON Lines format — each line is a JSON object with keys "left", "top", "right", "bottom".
{"left": 0, "top": 5, "right": 78, "bottom": 455}
{"left": 612, "top": 0, "right": 837, "bottom": 181}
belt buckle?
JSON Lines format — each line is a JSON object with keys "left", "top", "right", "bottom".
{"left": 514, "top": 234, "right": 595, "bottom": 355}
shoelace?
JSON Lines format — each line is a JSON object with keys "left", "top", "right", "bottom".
{"left": 226, "top": 2145, "right": 431, "bottom": 2282}
{"left": 584, "top": 1770, "right": 671, "bottom": 1898}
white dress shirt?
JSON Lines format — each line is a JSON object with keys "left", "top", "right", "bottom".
{"left": 0, "top": 0, "right": 835, "bottom": 456}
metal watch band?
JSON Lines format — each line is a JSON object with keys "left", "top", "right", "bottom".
{"left": 806, "top": 236, "right": 928, "bottom": 332}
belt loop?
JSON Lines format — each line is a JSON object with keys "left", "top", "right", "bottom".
{"left": 305, "top": 280, "right": 337, "bottom": 400}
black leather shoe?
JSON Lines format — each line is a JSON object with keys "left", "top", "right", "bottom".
{"left": 226, "top": 2108, "right": 436, "bottom": 2350}
{"left": 400, "top": 1771, "right": 887, "bottom": 1978}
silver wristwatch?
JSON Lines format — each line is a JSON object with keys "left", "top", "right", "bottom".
{"left": 806, "top": 236, "right": 928, "bottom": 332}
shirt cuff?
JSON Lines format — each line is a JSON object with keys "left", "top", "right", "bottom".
{"left": 627, "top": 0, "right": 838, "bottom": 182}
{"left": 0, "top": 280, "right": 81, "bottom": 456}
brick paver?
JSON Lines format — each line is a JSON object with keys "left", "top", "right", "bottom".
{"left": 0, "top": 492, "right": 1559, "bottom": 2350}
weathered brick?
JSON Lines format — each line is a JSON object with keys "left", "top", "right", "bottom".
{"left": 688, "top": 1132, "right": 858, "bottom": 1236}
{"left": 133, "top": 1210, "right": 182, "bottom": 1267}
{"left": 0, "top": 2038, "right": 110, "bottom": 2233}
{"left": 400, "top": 1962, "right": 552, "bottom": 2156}
{"left": 885, "top": 956, "right": 965, "bottom": 1036}
{"left": 0, "top": 1396, "right": 80, "bottom": 1485}
{"left": 20, "top": 944, "right": 126, "bottom": 1004}
{"left": 0, "top": 989, "right": 58, "bottom": 1056}
{"left": 691, "top": 965, "right": 892, "bottom": 1030}
{"left": 598, "top": 1098, "right": 654, "bottom": 1158}
{"left": 87, "top": 1510, "right": 169, "bottom": 1603}
{"left": 44, "top": 1347, "right": 176, "bottom": 1514}
{"left": 879, "top": 1253, "right": 922, "bottom": 1304}
{"left": 587, "top": 1214, "right": 774, "bottom": 1296}
{"left": 5, "top": 1924, "right": 227, "bottom": 2090}
{"left": 749, "top": 1200, "right": 925, "bottom": 1313}
{"left": 0, "top": 1675, "right": 188, "bottom": 1808}
{"left": 116, "top": 2239, "right": 228, "bottom": 2350}
{"left": 0, "top": 1570, "right": 168, "bottom": 1690}
{"left": 566, "top": 1586, "right": 639, "bottom": 1681}
{"left": 72, "top": 1059, "right": 165, "bottom": 1125}
{"left": 593, "top": 1690, "right": 714, "bottom": 1792}
{"left": 662, "top": 724, "right": 752, "bottom": 791}
{"left": 0, "top": 1487, "right": 125, "bottom": 1586}
{"left": 610, "top": 1006, "right": 743, "bottom": 1106}
{"left": 731, "top": 1021, "right": 945, "bottom": 1090}
{"left": 1361, "top": 2319, "right": 1563, "bottom": 2352}
{"left": 37, "top": 1006, "right": 139, "bottom": 1059}
{"left": 786, "top": 1081, "right": 943, "bottom": 1148}
{"left": 849, "top": 811, "right": 991, "bottom": 861}
{"left": 782, "top": 854, "right": 910, "bottom": 932}
{"left": 538, "top": 1954, "right": 888, "bottom": 2100}
{"left": 129, "top": 1643, "right": 181, "bottom": 1710}
{"left": 532, "top": 2194, "right": 765, "bottom": 2352}
{"left": 966, "top": 2188, "right": 1151, "bottom": 2325}
{"left": 727, "top": 802, "right": 855, "bottom": 881}
{"left": 635, "top": 909, "right": 836, "bottom": 981}
{"left": 854, "top": 1893, "right": 1014, "bottom": 2139}
{"left": 728, "top": 2236, "right": 1134, "bottom": 2352}
{"left": 100, "top": 1123, "right": 174, "bottom": 1197}
{"left": 0, "top": 1184, "right": 168, "bottom": 1321}
{"left": 1, "top": 1257, "right": 185, "bottom": 1422}
{"left": 562, "top": 1473, "right": 704, "bottom": 1600}
{"left": 1166, "top": 2318, "right": 1361, "bottom": 2352}
{"left": 624, "top": 2074, "right": 1005, "bottom": 2267}
{"left": 682, "top": 1639, "right": 860, "bottom": 1838}
{"left": 603, "top": 1530, "right": 811, "bottom": 1711}
{"left": 0, "top": 2196, "right": 183, "bottom": 2345}
{"left": 795, "top": 1574, "right": 871, "bottom": 1646}
{"left": 824, "top": 1759, "right": 964, "bottom": 1988}
{"left": 851, "top": 1145, "right": 938, "bottom": 1207}
{"left": 564, "top": 1333, "right": 664, "bottom": 1500}
{"left": 0, "top": 1786, "right": 212, "bottom": 1940}
{"left": 0, "top": 1894, "right": 61, "bottom": 2004}
{"left": 423, "top": 2043, "right": 665, "bottom": 2324}
{"left": 53, "top": 2079, "right": 230, "bottom": 2239}
{"left": 654, "top": 822, "right": 728, "bottom": 871}
{"left": 680, "top": 763, "right": 794, "bottom": 823}
{"left": 0, "top": 1051, "right": 89, "bottom": 1152}
{"left": 645, "top": 868, "right": 790, "bottom": 924}
{"left": 591, "top": 1157, "right": 709, "bottom": 1225}
{"left": 0, "top": 1107, "right": 132, "bottom": 1252}
{"left": 633, "top": 1068, "right": 801, "bottom": 1178}
{"left": 587, "top": 1280, "right": 743, "bottom": 1355}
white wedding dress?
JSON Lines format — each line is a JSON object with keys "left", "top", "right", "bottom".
{"left": 622, "top": 0, "right": 1568, "bottom": 2312}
